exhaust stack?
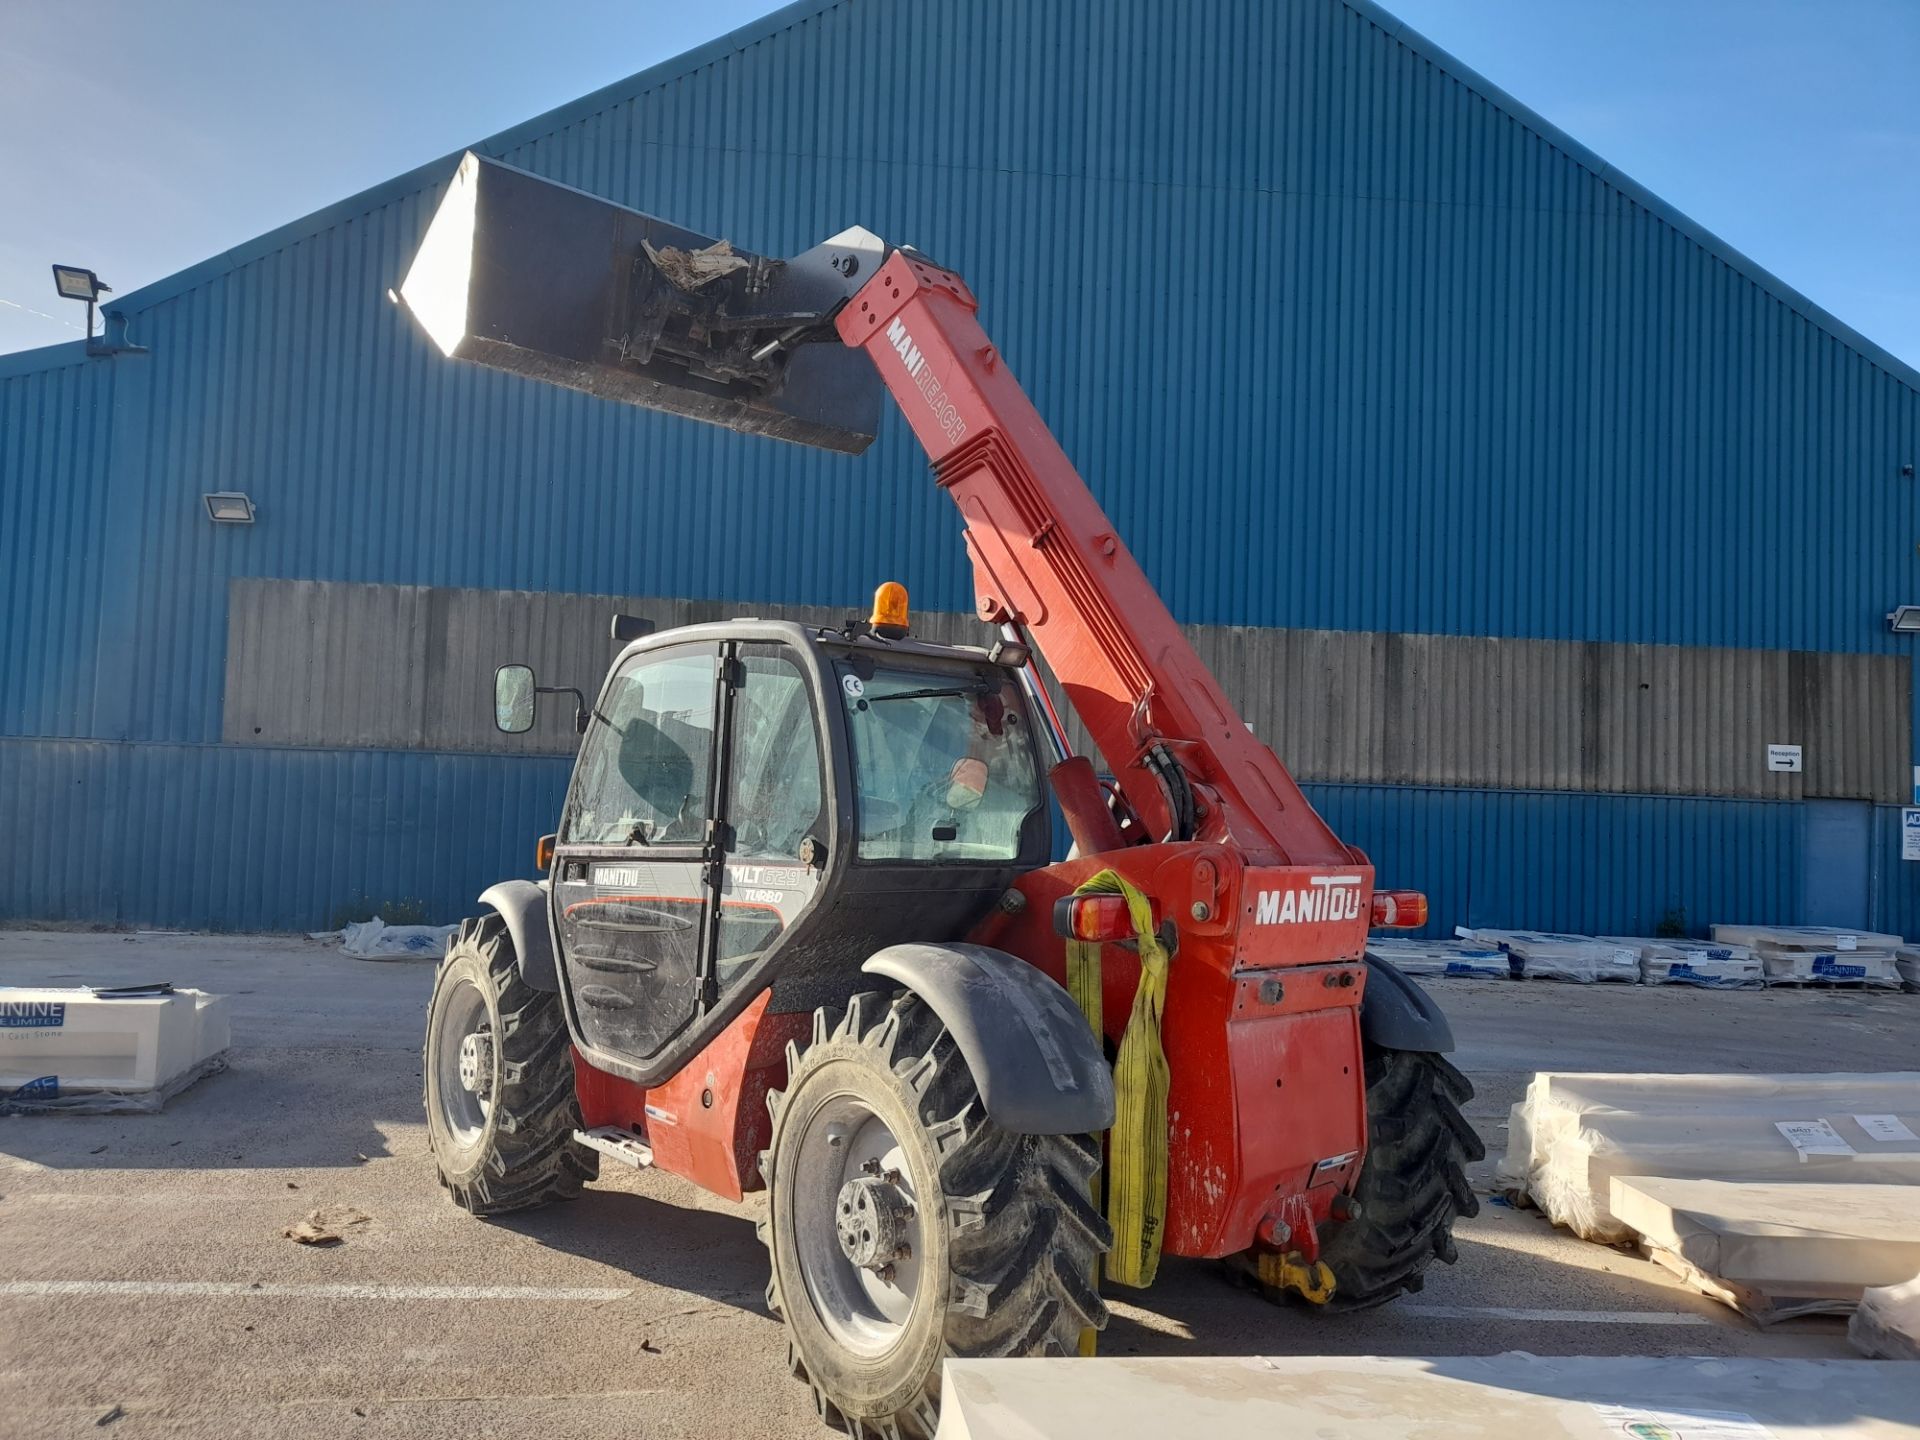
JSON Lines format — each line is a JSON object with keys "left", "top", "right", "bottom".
{"left": 397, "top": 153, "right": 887, "bottom": 453}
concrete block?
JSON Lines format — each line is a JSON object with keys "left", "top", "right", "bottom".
{"left": 1853, "top": 1273, "right": 1920, "bottom": 1359}
{"left": 934, "top": 1355, "right": 1920, "bottom": 1439}
{"left": 1610, "top": 1177, "right": 1920, "bottom": 1321}
{"left": 1500, "top": 1072, "right": 1920, "bottom": 1242}
{"left": 1522, "top": 1072, "right": 1920, "bottom": 1116}
{"left": 1, "top": 986, "right": 229, "bottom": 1110}
{"left": 1712, "top": 923, "right": 1904, "bottom": 952}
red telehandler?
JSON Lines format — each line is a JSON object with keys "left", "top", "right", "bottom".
{"left": 399, "top": 153, "right": 1479, "bottom": 1438}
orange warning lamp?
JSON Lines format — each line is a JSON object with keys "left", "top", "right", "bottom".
{"left": 870, "top": 581, "right": 910, "bottom": 639}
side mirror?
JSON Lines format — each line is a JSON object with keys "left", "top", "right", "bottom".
{"left": 495, "top": 664, "right": 536, "bottom": 733}
{"left": 611, "top": 613, "right": 656, "bottom": 644}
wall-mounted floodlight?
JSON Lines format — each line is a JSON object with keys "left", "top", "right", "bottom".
{"left": 1887, "top": 606, "right": 1920, "bottom": 633}
{"left": 51, "top": 264, "right": 112, "bottom": 338}
{"left": 203, "top": 492, "right": 256, "bottom": 525}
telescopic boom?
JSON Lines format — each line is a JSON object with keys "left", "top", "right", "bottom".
{"left": 398, "top": 152, "right": 1353, "bottom": 868}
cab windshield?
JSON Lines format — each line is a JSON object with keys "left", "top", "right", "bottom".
{"left": 838, "top": 662, "right": 1040, "bottom": 862}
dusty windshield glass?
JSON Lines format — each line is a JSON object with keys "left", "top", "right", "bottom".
{"left": 838, "top": 662, "right": 1040, "bottom": 862}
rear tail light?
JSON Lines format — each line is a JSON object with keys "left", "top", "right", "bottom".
{"left": 1052, "top": 893, "right": 1159, "bottom": 943}
{"left": 1371, "top": 890, "right": 1428, "bottom": 929}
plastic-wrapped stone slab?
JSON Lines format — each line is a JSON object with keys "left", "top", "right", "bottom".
{"left": 1756, "top": 947, "right": 1902, "bottom": 989}
{"left": 1538, "top": 1112, "right": 1920, "bottom": 1242}
{"left": 1610, "top": 1177, "right": 1920, "bottom": 1322}
{"left": 1492, "top": 1100, "right": 1534, "bottom": 1196}
{"left": 1364, "top": 938, "right": 1512, "bottom": 980}
{"left": 1893, "top": 949, "right": 1919, "bottom": 994}
{"left": 1498, "top": 1072, "right": 1920, "bottom": 1243}
{"left": 1852, "top": 1273, "right": 1920, "bottom": 1359}
{"left": 1459, "top": 930, "right": 1639, "bottom": 983}
{"left": 1601, "top": 937, "right": 1764, "bottom": 989}
{"left": 0, "top": 986, "right": 230, "bottom": 1111}
{"left": 1712, "top": 924, "right": 1904, "bottom": 952}
{"left": 1523, "top": 1072, "right": 1920, "bottom": 1116}
{"left": 934, "top": 1355, "right": 1920, "bottom": 1440}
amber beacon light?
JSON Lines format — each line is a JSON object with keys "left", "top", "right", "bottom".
{"left": 870, "top": 581, "right": 910, "bottom": 639}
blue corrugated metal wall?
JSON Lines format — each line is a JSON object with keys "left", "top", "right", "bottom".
{"left": 4, "top": 0, "right": 1919, "bottom": 933}
{"left": 0, "top": 356, "right": 120, "bottom": 738}
{"left": 0, "top": 739, "right": 572, "bottom": 930}
{"left": 0, "top": 730, "right": 1896, "bottom": 938}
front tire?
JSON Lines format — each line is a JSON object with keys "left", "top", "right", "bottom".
{"left": 759, "top": 991, "right": 1109, "bottom": 1439}
{"left": 424, "top": 913, "right": 598, "bottom": 1215}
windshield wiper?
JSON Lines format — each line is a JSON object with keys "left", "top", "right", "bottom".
{"left": 866, "top": 684, "right": 988, "bottom": 705}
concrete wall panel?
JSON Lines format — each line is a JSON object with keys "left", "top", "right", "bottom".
{"left": 224, "top": 580, "right": 1910, "bottom": 802}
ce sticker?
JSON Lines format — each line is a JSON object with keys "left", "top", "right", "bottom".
{"left": 841, "top": 674, "right": 865, "bottom": 699}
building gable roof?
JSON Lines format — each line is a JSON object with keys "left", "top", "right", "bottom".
{"left": 5, "top": 0, "right": 1915, "bottom": 393}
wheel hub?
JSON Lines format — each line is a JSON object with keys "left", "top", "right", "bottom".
{"left": 457, "top": 1031, "right": 494, "bottom": 1097}
{"left": 790, "top": 1095, "right": 926, "bottom": 1351}
{"left": 834, "top": 1168, "right": 915, "bottom": 1273}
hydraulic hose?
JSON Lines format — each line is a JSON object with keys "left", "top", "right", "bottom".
{"left": 1146, "top": 743, "right": 1197, "bottom": 843}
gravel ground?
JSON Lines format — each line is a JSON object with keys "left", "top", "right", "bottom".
{"left": 2, "top": 927, "right": 1915, "bottom": 1438}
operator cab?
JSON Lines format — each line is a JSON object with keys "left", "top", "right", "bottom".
{"left": 493, "top": 587, "right": 1050, "bottom": 1088}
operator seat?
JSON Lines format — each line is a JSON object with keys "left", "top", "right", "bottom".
{"left": 616, "top": 715, "right": 699, "bottom": 841}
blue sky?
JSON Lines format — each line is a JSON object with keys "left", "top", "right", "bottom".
{"left": 3, "top": 1, "right": 1916, "bottom": 365}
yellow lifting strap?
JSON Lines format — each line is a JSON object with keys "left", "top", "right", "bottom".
{"left": 1063, "top": 868, "right": 1172, "bottom": 1315}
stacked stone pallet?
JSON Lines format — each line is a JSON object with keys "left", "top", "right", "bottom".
{"left": 1713, "top": 925, "right": 1904, "bottom": 989}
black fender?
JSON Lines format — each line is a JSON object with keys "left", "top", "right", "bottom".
{"left": 861, "top": 942, "right": 1114, "bottom": 1135}
{"left": 1361, "top": 955, "right": 1456, "bottom": 1053}
{"left": 478, "top": 879, "right": 559, "bottom": 992}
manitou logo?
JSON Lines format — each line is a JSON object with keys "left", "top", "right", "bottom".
{"left": 886, "top": 318, "right": 927, "bottom": 379}
{"left": 884, "top": 318, "right": 967, "bottom": 445}
{"left": 1254, "top": 875, "right": 1364, "bottom": 925}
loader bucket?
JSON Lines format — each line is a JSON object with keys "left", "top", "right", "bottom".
{"left": 397, "top": 153, "right": 887, "bottom": 453}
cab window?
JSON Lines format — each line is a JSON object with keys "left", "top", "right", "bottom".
{"left": 839, "top": 663, "right": 1040, "bottom": 862}
{"left": 727, "top": 651, "right": 824, "bottom": 859}
{"left": 562, "top": 649, "right": 716, "bottom": 846}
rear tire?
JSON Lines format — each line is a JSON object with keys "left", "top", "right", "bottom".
{"left": 759, "top": 991, "right": 1109, "bottom": 1439}
{"left": 424, "top": 913, "right": 598, "bottom": 1215}
{"left": 1246, "top": 1045, "right": 1482, "bottom": 1312}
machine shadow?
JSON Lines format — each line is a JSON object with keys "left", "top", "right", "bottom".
{"left": 1095, "top": 1258, "right": 1343, "bottom": 1357}
{"left": 496, "top": 1184, "right": 773, "bottom": 1316}
{"left": 1092, "top": 1228, "right": 1697, "bottom": 1361}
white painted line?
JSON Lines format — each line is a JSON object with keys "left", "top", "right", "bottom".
{"left": 0, "top": 1280, "right": 631, "bottom": 1302}
{"left": 1399, "top": 1304, "right": 1714, "bottom": 1326}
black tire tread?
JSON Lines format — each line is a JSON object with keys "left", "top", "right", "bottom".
{"left": 760, "top": 990, "right": 1111, "bottom": 1439}
{"left": 1253, "top": 1046, "right": 1482, "bottom": 1313}
{"left": 426, "top": 913, "right": 598, "bottom": 1216}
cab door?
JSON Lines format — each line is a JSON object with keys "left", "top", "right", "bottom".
{"left": 711, "top": 642, "right": 828, "bottom": 991}
{"left": 552, "top": 644, "right": 720, "bottom": 1063}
